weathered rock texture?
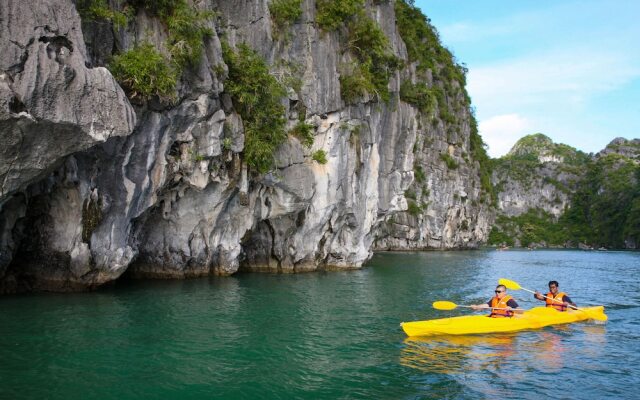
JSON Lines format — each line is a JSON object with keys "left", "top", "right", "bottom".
{"left": 0, "top": 0, "right": 491, "bottom": 293}
{"left": 492, "top": 134, "right": 588, "bottom": 219}
{"left": 0, "top": 0, "right": 136, "bottom": 291}
{"left": 490, "top": 134, "right": 640, "bottom": 249}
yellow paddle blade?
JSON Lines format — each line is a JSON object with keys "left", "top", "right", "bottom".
{"left": 432, "top": 301, "right": 457, "bottom": 310}
{"left": 499, "top": 278, "right": 521, "bottom": 290}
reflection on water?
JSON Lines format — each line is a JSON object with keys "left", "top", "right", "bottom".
{"left": 399, "top": 322, "right": 607, "bottom": 397}
{"left": 401, "top": 333, "right": 518, "bottom": 374}
{"left": 529, "top": 330, "right": 567, "bottom": 370}
{"left": 1, "top": 250, "right": 637, "bottom": 399}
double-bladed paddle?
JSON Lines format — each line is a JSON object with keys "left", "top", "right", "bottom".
{"left": 432, "top": 300, "right": 512, "bottom": 311}
{"left": 498, "top": 278, "right": 607, "bottom": 321}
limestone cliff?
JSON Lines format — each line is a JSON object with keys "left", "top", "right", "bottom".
{"left": 492, "top": 133, "right": 589, "bottom": 219}
{"left": 490, "top": 134, "right": 639, "bottom": 249}
{"left": 0, "top": 0, "right": 491, "bottom": 293}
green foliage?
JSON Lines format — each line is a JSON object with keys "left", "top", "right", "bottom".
{"left": 339, "top": 63, "right": 376, "bottom": 105}
{"left": 492, "top": 154, "right": 541, "bottom": 189}
{"left": 269, "top": 0, "right": 303, "bottom": 32}
{"left": 347, "top": 13, "right": 400, "bottom": 102}
{"left": 273, "top": 60, "right": 304, "bottom": 92}
{"left": 469, "top": 114, "right": 495, "bottom": 203}
{"left": 222, "top": 42, "right": 287, "bottom": 173}
{"left": 404, "top": 189, "right": 416, "bottom": 200}
{"left": 400, "top": 81, "right": 435, "bottom": 114}
{"left": 487, "top": 227, "right": 514, "bottom": 247}
{"left": 315, "top": 1, "right": 398, "bottom": 104}
{"left": 312, "top": 150, "right": 328, "bottom": 164}
{"left": 489, "top": 209, "right": 567, "bottom": 247}
{"left": 76, "top": 0, "right": 129, "bottom": 27}
{"left": 624, "top": 197, "right": 640, "bottom": 245}
{"left": 560, "top": 154, "right": 640, "bottom": 247}
{"left": 290, "top": 121, "right": 315, "bottom": 147}
{"left": 440, "top": 153, "right": 458, "bottom": 169}
{"left": 315, "top": 0, "right": 364, "bottom": 31}
{"left": 543, "top": 176, "right": 570, "bottom": 194}
{"left": 101, "top": 0, "right": 213, "bottom": 101}
{"left": 127, "top": 0, "right": 182, "bottom": 18}
{"left": 165, "top": 5, "right": 215, "bottom": 68}
{"left": 508, "top": 133, "right": 591, "bottom": 166}
{"left": 431, "top": 86, "right": 455, "bottom": 124}
{"left": 407, "top": 200, "right": 422, "bottom": 216}
{"left": 493, "top": 149, "right": 640, "bottom": 249}
{"left": 414, "top": 164, "right": 426, "bottom": 183}
{"left": 109, "top": 43, "right": 178, "bottom": 101}
{"left": 394, "top": 0, "right": 467, "bottom": 88}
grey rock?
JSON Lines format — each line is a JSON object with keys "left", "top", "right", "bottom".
{"left": 0, "top": 0, "right": 135, "bottom": 201}
{"left": 0, "top": 0, "right": 495, "bottom": 292}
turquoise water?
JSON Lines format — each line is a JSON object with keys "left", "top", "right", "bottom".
{"left": 1, "top": 250, "right": 639, "bottom": 399}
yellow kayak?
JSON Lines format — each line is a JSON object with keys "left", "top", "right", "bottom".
{"left": 401, "top": 306, "right": 606, "bottom": 337}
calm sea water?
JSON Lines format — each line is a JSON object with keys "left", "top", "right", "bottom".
{"left": 1, "top": 250, "right": 639, "bottom": 399}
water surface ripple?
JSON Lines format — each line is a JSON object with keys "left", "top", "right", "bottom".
{"left": 1, "top": 250, "right": 639, "bottom": 399}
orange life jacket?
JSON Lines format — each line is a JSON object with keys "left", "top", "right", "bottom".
{"left": 490, "top": 295, "right": 514, "bottom": 318}
{"left": 545, "top": 292, "right": 568, "bottom": 311}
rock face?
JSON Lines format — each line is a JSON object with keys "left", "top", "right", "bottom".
{"left": 490, "top": 134, "right": 640, "bottom": 249}
{"left": 0, "top": 0, "right": 136, "bottom": 291}
{"left": 0, "top": 0, "right": 491, "bottom": 293}
{"left": 492, "top": 134, "right": 589, "bottom": 219}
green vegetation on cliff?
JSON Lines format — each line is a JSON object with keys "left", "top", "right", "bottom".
{"left": 289, "top": 121, "right": 315, "bottom": 148}
{"left": 84, "top": 0, "right": 214, "bottom": 102}
{"left": 469, "top": 115, "right": 494, "bottom": 203}
{"left": 492, "top": 134, "right": 590, "bottom": 190}
{"left": 76, "top": 0, "right": 129, "bottom": 26}
{"left": 269, "top": 0, "right": 303, "bottom": 35}
{"left": 109, "top": 43, "right": 178, "bottom": 101}
{"left": 491, "top": 137, "right": 640, "bottom": 249}
{"left": 312, "top": 150, "right": 328, "bottom": 164}
{"left": 316, "top": 0, "right": 400, "bottom": 104}
{"left": 399, "top": 81, "right": 435, "bottom": 114}
{"left": 395, "top": 0, "right": 494, "bottom": 205}
{"left": 505, "top": 133, "right": 591, "bottom": 166}
{"left": 316, "top": 0, "right": 364, "bottom": 31}
{"left": 394, "top": 0, "right": 467, "bottom": 89}
{"left": 560, "top": 153, "right": 640, "bottom": 247}
{"left": 488, "top": 208, "right": 568, "bottom": 247}
{"left": 221, "top": 43, "right": 287, "bottom": 173}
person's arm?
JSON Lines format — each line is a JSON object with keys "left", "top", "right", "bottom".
{"left": 563, "top": 295, "right": 577, "bottom": 309}
{"left": 533, "top": 291, "right": 545, "bottom": 301}
{"left": 470, "top": 300, "right": 492, "bottom": 310}
{"left": 507, "top": 299, "right": 524, "bottom": 314}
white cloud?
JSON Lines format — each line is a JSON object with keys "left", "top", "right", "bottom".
{"left": 479, "top": 114, "right": 532, "bottom": 158}
{"left": 467, "top": 47, "right": 640, "bottom": 118}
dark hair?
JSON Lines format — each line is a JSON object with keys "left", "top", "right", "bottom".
{"left": 548, "top": 280, "right": 559, "bottom": 287}
{"left": 495, "top": 284, "right": 506, "bottom": 291}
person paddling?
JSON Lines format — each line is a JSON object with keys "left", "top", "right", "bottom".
{"left": 471, "top": 284, "right": 522, "bottom": 318}
{"left": 534, "top": 281, "right": 577, "bottom": 311}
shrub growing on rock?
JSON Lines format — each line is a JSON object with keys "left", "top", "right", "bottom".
{"left": 109, "top": 43, "right": 178, "bottom": 102}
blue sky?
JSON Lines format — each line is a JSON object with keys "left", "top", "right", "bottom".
{"left": 414, "top": 0, "right": 640, "bottom": 157}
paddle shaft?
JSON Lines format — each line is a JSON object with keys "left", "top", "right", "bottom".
{"left": 463, "top": 305, "right": 514, "bottom": 311}
{"left": 521, "top": 286, "right": 580, "bottom": 311}
{"left": 499, "top": 278, "right": 606, "bottom": 321}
